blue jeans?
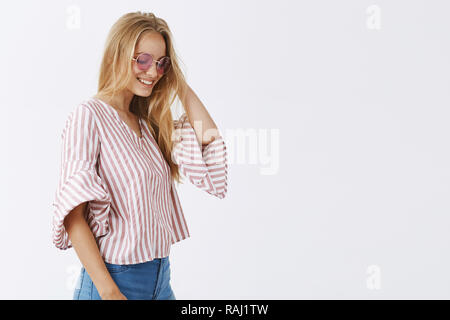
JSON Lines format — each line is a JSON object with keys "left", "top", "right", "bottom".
{"left": 73, "top": 256, "right": 176, "bottom": 300}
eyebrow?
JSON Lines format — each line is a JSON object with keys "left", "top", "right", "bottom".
{"left": 135, "top": 52, "right": 165, "bottom": 60}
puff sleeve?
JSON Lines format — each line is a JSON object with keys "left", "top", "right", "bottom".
{"left": 52, "top": 104, "right": 111, "bottom": 250}
{"left": 172, "top": 113, "right": 228, "bottom": 199}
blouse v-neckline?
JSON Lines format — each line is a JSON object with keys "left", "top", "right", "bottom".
{"left": 93, "top": 97, "right": 144, "bottom": 140}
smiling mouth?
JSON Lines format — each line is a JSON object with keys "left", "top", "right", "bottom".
{"left": 137, "top": 77, "right": 154, "bottom": 86}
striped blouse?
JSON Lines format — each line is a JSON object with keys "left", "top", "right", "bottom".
{"left": 52, "top": 97, "right": 228, "bottom": 264}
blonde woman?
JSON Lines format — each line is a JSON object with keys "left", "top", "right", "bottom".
{"left": 52, "top": 11, "right": 228, "bottom": 300}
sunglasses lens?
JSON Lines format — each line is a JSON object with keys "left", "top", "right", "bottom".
{"left": 157, "top": 57, "right": 171, "bottom": 75}
{"left": 136, "top": 53, "right": 152, "bottom": 70}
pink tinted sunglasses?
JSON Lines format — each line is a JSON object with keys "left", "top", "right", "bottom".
{"left": 131, "top": 53, "right": 171, "bottom": 75}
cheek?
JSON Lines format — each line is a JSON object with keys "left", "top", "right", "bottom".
{"left": 132, "top": 65, "right": 141, "bottom": 78}
{"left": 128, "top": 68, "right": 143, "bottom": 89}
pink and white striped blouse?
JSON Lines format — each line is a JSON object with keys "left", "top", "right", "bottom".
{"left": 52, "top": 97, "right": 228, "bottom": 264}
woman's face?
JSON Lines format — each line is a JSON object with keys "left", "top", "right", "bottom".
{"left": 127, "top": 31, "right": 167, "bottom": 97}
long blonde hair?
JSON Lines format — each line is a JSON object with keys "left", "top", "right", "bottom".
{"left": 97, "top": 11, "right": 189, "bottom": 183}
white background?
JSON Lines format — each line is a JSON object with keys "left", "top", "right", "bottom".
{"left": 1, "top": 0, "right": 449, "bottom": 299}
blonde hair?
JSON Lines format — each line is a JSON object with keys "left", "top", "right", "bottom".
{"left": 97, "top": 11, "right": 189, "bottom": 183}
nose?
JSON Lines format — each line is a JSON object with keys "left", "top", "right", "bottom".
{"left": 145, "top": 61, "right": 158, "bottom": 78}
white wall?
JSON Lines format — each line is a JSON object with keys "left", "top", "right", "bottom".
{"left": 1, "top": 0, "right": 449, "bottom": 299}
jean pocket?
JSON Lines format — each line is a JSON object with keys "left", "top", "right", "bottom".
{"left": 104, "top": 262, "right": 129, "bottom": 274}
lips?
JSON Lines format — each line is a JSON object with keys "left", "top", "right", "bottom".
{"left": 137, "top": 77, "right": 155, "bottom": 87}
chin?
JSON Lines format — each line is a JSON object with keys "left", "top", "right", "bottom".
{"left": 131, "top": 79, "right": 156, "bottom": 97}
{"left": 136, "top": 90, "right": 153, "bottom": 97}
{"left": 132, "top": 86, "right": 153, "bottom": 97}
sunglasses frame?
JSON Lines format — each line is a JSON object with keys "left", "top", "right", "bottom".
{"left": 131, "top": 53, "right": 171, "bottom": 75}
